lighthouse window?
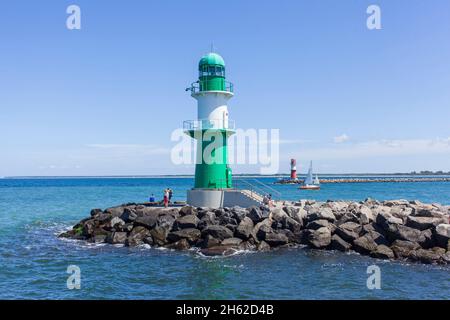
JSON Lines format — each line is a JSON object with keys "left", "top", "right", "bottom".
{"left": 207, "top": 66, "right": 216, "bottom": 74}
{"left": 199, "top": 66, "right": 224, "bottom": 77}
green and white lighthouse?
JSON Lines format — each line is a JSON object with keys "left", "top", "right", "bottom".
{"left": 184, "top": 52, "right": 267, "bottom": 208}
{"left": 184, "top": 52, "right": 241, "bottom": 207}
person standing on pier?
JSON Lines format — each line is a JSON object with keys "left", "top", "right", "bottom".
{"left": 163, "top": 189, "right": 169, "bottom": 207}
{"left": 168, "top": 188, "right": 173, "bottom": 203}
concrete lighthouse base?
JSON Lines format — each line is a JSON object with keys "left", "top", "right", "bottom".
{"left": 187, "top": 189, "right": 262, "bottom": 209}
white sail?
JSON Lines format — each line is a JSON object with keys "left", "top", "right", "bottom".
{"left": 304, "top": 161, "right": 314, "bottom": 185}
{"left": 314, "top": 174, "right": 320, "bottom": 185}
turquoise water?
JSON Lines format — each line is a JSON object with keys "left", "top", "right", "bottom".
{"left": 0, "top": 177, "right": 449, "bottom": 299}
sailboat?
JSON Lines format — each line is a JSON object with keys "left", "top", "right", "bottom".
{"left": 299, "top": 161, "right": 320, "bottom": 190}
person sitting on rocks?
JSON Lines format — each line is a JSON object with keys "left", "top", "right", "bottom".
{"left": 149, "top": 193, "right": 155, "bottom": 203}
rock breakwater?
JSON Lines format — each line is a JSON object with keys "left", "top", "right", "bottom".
{"left": 60, "top": 199, "right": 450, "bottom": 264}
{"left": 275, "top": 177, "right": 450, "bottom": 184}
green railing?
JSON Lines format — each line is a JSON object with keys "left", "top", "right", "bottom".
{"left": 186, "top": 81, "right": 234, "bottom": 94}
{"left": 215, "top": 178, "right": 282, "bottom": 201}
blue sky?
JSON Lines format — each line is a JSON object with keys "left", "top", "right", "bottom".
{"left": 1, "top": 0, "right": 450, "bottom": 176}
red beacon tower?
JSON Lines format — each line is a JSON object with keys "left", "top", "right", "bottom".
{"left": 290, "top": 159, "right": 298, "bottom": 180}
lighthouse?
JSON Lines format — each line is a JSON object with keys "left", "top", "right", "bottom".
{"left": 184, "top": 52, "right": 258, "bottom": 208}
{"left": 290, "top": 159, "right": 298, "bottom": 180}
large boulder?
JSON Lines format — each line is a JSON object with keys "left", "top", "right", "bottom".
{"left": 406, "top": 216, "right": 446, "bottom": 231}
{"left": 179, "top": 206, "right": 198, "bottom": 217}
{"left": 306, "top": 208, "right": 336, "bottom": 223}
{"left": 376, "top": 212, "right": 403, "bottom": 230}
{"left": 305, "top": 219, "right": 330, "bottom": 230}
{"left": 383, "top": 199, "right": 409, "bottom": 207}
{"left": 221, "top": 237, "right": 243, "bottom": 246}
{"left": 411, "top": 248, "right": 443, "bottom": 264}
{"left": 361, "top": 223, "right": 385, "bottom": 235}
{"left": 104, "top": 206, "right": 125, "bottom": 217}
{"left": 109, "top": 217, "right": 125, "bottom": 229}
{"left": 92, "top": 234, "right": 108, "bottom": 243}
{"left": 251, "top": 219, "right": 272, "bottom": 243}
{"left": 134, "top": 215, "right": 158, "bottom": 229}
{"left": 174, "top": 215, "right": 200, "bottom": 230}
{"left": 201, "top": 225, "right": 233, "bottom": 241}
{"left": 283, "top": 206, "right": 306, "bottom": 225}
{"left": 359, "top": 206, "right": 374, "bottom": 224}
{"left": 231, "top": 207, "right": 248, "bottom": 223}
{"left": 82, "top": 219, "right": 96, "bottom": 237}
{"left": 96, "top": 213, "right": 113, "bottom": 224}
{"left": 306, "top": 227, "right": 331, "bottom": 248}
{"left": 353, "top": 234, "right": 378, "bottom": 255}
{"left": 365, "top": 230, "right": 389, "bottom": 246}
{"left": 389, "top": 206, "right": 411, "bottom": 221}
{"left": 165, "top": 239, "right": 190, "bottom": 250}
{"left": 199, "top": 235, "right": 221, "bottom": 248}
{"left": 330, "top": 234, "right": 352, "bottom": 252}
{"left": 370, "top": 245, "right": 395, "bottom": 260}
{"left": 327, "top": 201, "right": 349, "bottom": 213}
{"left": 412, "top": 206, "right": 445, "bottom": 218}
{"left": 264, "top": 232, "right": 289, "bottom": 247}
{"left": 276, "top": 229, "right": 297, "bottom": 243}
{"left": 198, "top": 212, "right": 217, "bottom": 230}
{"left": 256, "top": 224, "right": 273, "bottom": 241}
{"left": 335, "top": 222, "right": 361, "bottom": 243}
{"left": 235, "top": 217, "right": 254, "bottom": 240}
{"left": 246, "top": 206, "right": 269, "bottom": 223}
{"left": 218, "top": 213, "right": 238, "bottom": 226}
{"left": 420, "top": 229, "right": 435, "bottom": 249}
{"left": 271, "top": 209, "right": 302, "bottom": 232}
{"left": 150, "top": 226, "right": 170, "bottom": 246}
{"left": 337, "top": 212, "right": 359, "bottom": 225}
{"left": 90, "top": 208, "right": 103, "bottom": 217}
{"left": 120, "top": 208, "right": 137, "bottom": 222}
{"left": 167, "top": 228, "right": 201, "bottom": 244}
{"left": 256, "top": 240, "right": 271, "bottom": 251}
{"left": 106, "top": 231, "right": 127, "bottom": 244}
{"left": 435, "top": 224, "right": 450, "bottom": 248}
{"left": 385, "top": 224, "right": 425, "bottom": 243}
{"left": 126, "top": 226, "right": 151, "bottom": 246}
{"left": 157, "top": 213, "right": 176, "bottom": 226}
{"left": 390, "top": 240, "right": 421, "bottom": 259}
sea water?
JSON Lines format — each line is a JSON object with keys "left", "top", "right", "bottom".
{"left": 0, "top": 177, "right": 449, "bottom": 299}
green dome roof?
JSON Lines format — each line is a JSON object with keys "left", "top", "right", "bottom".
{"left": 199, "top": 52, "right": 225, "bottom": 67}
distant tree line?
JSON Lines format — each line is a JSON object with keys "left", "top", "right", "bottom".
{"left": 409, "top": 171, "right": 450, "bottom": 175}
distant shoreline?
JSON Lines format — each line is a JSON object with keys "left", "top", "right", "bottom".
{"left": 3, "top": 173, "right": 450, "bottom": 179}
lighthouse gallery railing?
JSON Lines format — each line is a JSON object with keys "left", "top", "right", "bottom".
{"left": 183, "top": 119, "right": 235, "bottom": 131}
{"left": 186, "top": 81, "right": 234, "bottom": 94}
